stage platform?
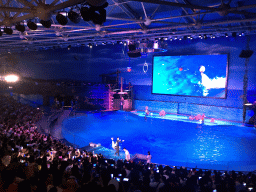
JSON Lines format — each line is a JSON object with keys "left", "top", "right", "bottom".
{"left": 132, "top": 111, "right": 244, "bottom": 127}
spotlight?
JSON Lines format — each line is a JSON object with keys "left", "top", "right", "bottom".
{"left": 91, "top": 8, "right": 106, "bottom": 25}
{"left": 56, "top": 13, "right": 68, "bottom": 25}
{"left": 27, "top": 21, "right": 37, "bottom": 30}
{"left": 4, "top": 27, "right": 13, "bottom": 35}
{"left": 68, "top": 10, "right": 81, "bottom": 24}
{"left": 5, "top": 75, "right": 19, "bottom": 83}
{"left": 239, "top": 50, "right": 253, "bottom": 58}
{"left": 80, "top": 7, "right": 92, "bottom": 21}
{"left": 225, "top": 33, "right": 228, "bottom": 37}
{"left": 88, "top": 43, "right": 93, "bottom": 48}
{"left": 82, "top": 2, "right": 108, "bottom": 25}
{"left": 239, "top": 32, "right": 245, "bottom": 37}
{"left": 15, "top": 23, "right": 25, "bottom": 32}
{"left": 40, "top": 20, "right": 51, "bottom": 28}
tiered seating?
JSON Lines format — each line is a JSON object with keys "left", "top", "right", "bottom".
{"left": 0, "top": 95, "right": 255, "bottom": 192}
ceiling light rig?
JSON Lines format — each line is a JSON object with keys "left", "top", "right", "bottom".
{"left": 0, "top": 0, "right": 109, "bottom": 39}
{"left": 56, "top": 13, "right": 68, "bottom": 25}
{"left": 239, "top": 32, "right": 245, "bottom": 36}
{"left": 15, "top": 23, "right": 25, "bottom": 32}
{"left": 88, "top": 43, "right": 93, "bottom": 48}
{"left": 80, "top": 2, "right": 108, "bottom": 25}
{"left": 27, "top": 21, "right": 38, "bottom": 30}
{"left": 68, "top": 10, "right": 81, "bottom": 24}
{"left": 92, "top": 10, "right": 106, "bottom": 25}
{"left": 4, "top": 27, "right": 13, "bottom": 35}
{"left": 80, "top": 6, "right": 91, "bottom": 21}
{"left": 40, "top": 20, "right": 51, "bottom": 28}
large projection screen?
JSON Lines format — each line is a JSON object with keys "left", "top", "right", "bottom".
{"left": 152, "top": 54, "right": 229, "bottom": 98}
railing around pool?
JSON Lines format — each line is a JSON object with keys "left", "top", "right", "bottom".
{"left": 61, "top": 125, "right": 90, "bottom": 149}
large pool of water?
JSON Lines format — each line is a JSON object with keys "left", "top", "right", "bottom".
{"left": 62, "top": 111, "right": 256, "bottom": 171}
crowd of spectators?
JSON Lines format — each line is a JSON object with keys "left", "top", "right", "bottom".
{"left": 0, "top": 95, "right": 256, "bottom": 192}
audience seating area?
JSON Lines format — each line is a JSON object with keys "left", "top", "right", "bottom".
{"left": 0, "top": 95, "right": 255, "bottom": 192}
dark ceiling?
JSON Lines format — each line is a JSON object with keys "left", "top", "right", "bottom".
{"left": 0, "top": 0, "right": 256, "bottom": 53}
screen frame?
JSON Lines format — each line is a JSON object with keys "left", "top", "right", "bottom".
{"left": 151, "top": 53, "right": 229, "bottom": 99}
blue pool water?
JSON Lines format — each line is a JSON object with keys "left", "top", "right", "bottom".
{"left": 62, "top": 111, "right": 256, "bottom": 171}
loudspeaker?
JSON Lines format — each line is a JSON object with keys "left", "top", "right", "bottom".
{"left": 127, "top": 51, "right": 141, "bottom": 58}
{"left": 128, "top": 44, "right": 136, "bottom": 51}
{"left": 239, "top": 50, "right": 254, "bottom": 58}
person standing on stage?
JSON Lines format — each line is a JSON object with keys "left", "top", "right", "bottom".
{"left": 147, "top": 151, "right": 152, "bottom": 164}
{"left": 120, "top": 96, "right": 124, "bottom": 110}
{"left": 111, "top": 137, "right": 124, "bottom": 156}
{"left": 145, "top": 106, "right": 150, "bottom": 119}
{"left": 123, "top": 148, "right": 130, "bottom": 161}
{"left": 145, "top": 106, "right": 150, "bottom": 115}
